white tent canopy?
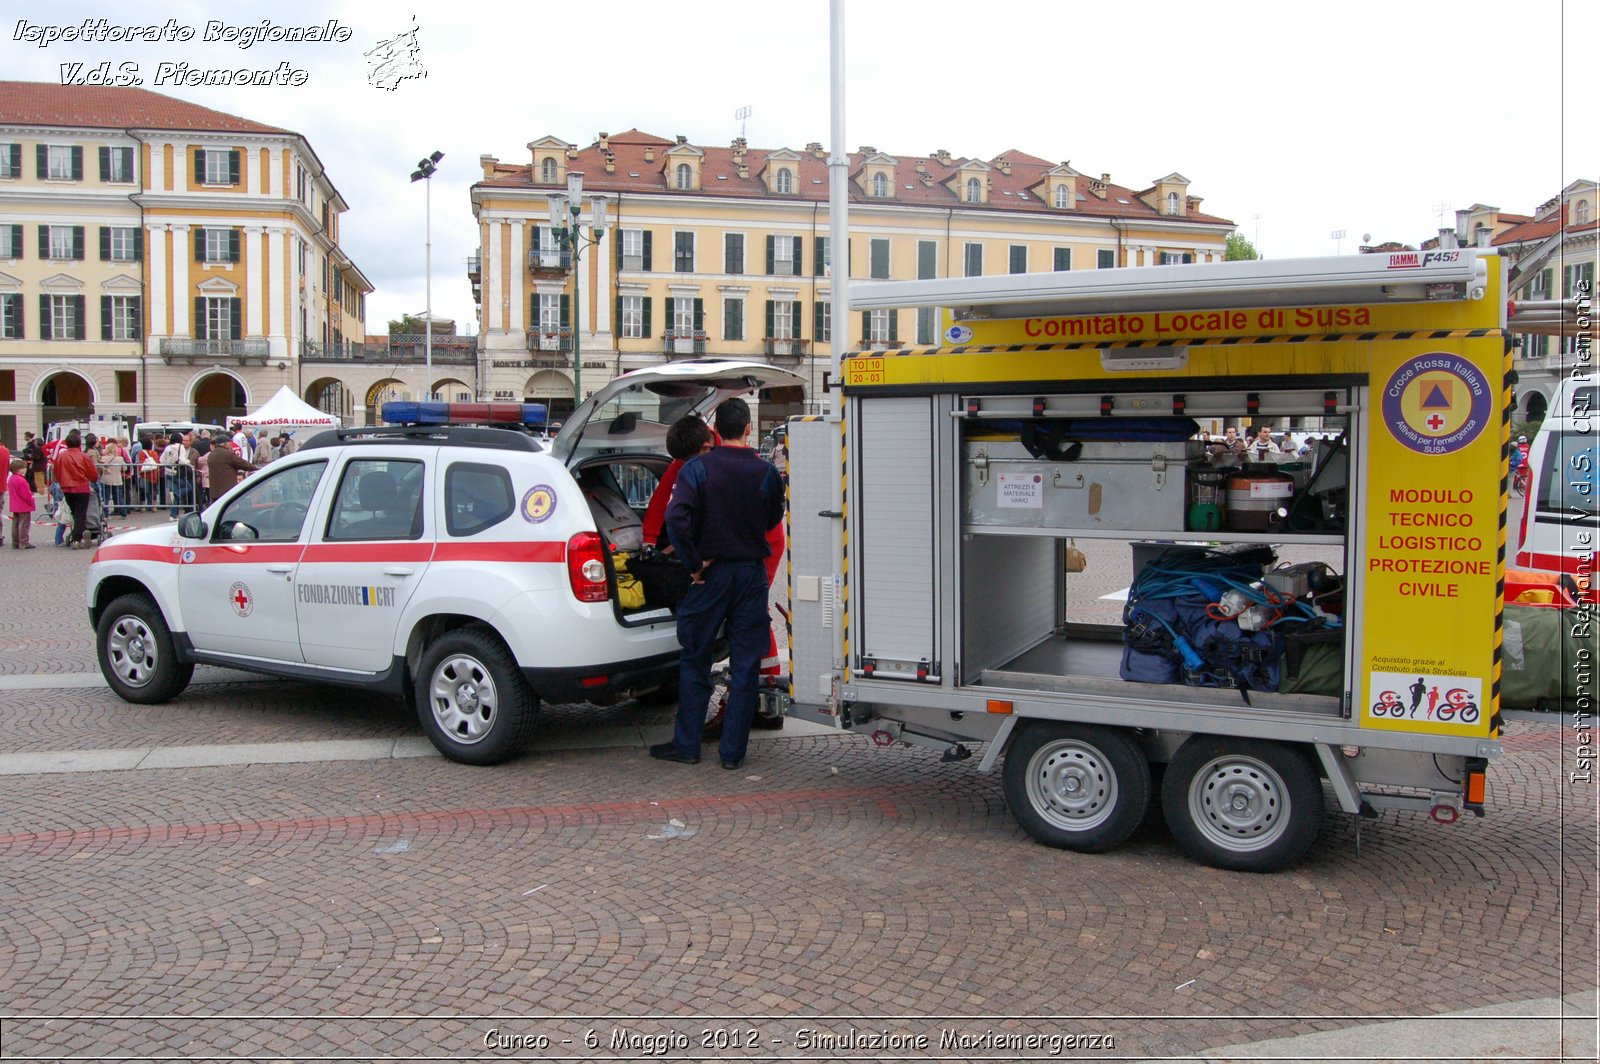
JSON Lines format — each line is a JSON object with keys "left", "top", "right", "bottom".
{"left": 227, "top": 385, "right": 341, "bottom": 432}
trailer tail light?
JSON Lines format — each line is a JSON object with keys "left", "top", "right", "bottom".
{"left": 566, "top": 532, "right": 609, "bottom": 602}
{"left": 1466, "top": 769, "right": 1486, "bottom": 806}
{"left": 986, "top": 699, "right": 1013, "bottom": 715}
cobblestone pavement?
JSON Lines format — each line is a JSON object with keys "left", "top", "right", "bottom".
{"left": 0, "top": 507, "right": 1594, "bottom": 1061}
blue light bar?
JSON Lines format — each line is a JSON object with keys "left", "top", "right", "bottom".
{"left": 381, "top": 401, "right": 548, "bottom": 426}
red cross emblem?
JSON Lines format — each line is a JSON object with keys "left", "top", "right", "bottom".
{"left": 1426, "top": 413, "right": 1446, "bottom": 430}
{"left": 229, "top": 582, "right": 254, "bottom": 617}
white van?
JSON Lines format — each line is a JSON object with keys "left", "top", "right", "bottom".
{"left": 132, "top": 421, "right": 227, "bottom": 442}
{"left": 1515, "top": 373, "right": 1597, "bottom": 585}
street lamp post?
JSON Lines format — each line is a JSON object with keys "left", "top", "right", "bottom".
{"left": 410, "top": 150, "right": 443, "bottom": 400}
{"left": 548, "top": 171, "right": 607, "bottom": 409}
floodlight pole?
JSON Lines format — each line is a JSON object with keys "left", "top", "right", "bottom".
{"left": 410, "top": 151, "right": 444, "bottom": 400}
{"left": 551, "top": 171, "right": 607, "bottom": 410}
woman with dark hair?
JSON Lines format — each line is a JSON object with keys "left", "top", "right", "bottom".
{"left": 51, "top": 430, "right": 100, "bottom": 549}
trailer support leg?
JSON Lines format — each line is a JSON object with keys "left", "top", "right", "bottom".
{"left": 977, "top": 715, "right": 1019, "bottom": 775}
{"left": 1314, "top": 743, "right": 1365, "bottom": 815}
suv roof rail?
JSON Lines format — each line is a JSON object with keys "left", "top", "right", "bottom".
{"left": 299, "top": 424, "right": 545, "bottom": 453}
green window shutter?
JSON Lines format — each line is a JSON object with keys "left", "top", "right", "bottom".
{"left": 615, "top": 295, "right": 622, "bottom": 332}
{"left": 9, "top": 224, "right": 20, "bottom": 257}
{"left": 918, "top": 240, "right": 937, "bottom": 279}
{"left": 813, "top": 301, "right": 823, "bottom": 339}
{"left": 531, "top": 294, "right": 538, "bottom": 325}
{"left": 131, "top": 297, "right": 142, "bottom": 340}
{"left": 861, "top": 310, "right": 869, "bottom": 340}
{"left": 194, "top": 150, "right": 205, "bottom": 186}
{"left": 814, "top": 236, "right": 825, "bottom": 276}
{"left": 791, "top": 301, "right": 802, "bottom": 337}
{"left": 70, "top": 146, "right": 83, "bottom": 181}
{"left": 194, "top": 297, "right": 206, "bottom": 338}
{"left": 39, "top": 295, "right": 51, "bottom": 340}
{"left": 870, "top": 239, "right": 888, "bottom": 279}
{"left": 230, "top": 298, "right": 242, "bottom": 339}
{"left": 229, "top": 229, "right": 240, "bottom": 263}
{"left": 642, "top": 230, "right": 652, "bottom": 271}
{"left": 531, "top": 225, "right": 542, "bottom": 258}
{"left": 560, "top": 294, "right": 570, "bottom": 331}
{"left": 73, "top": 296, "right": 86, "bottom": 339}
{"left": 665, "top": 297, "right": 675, "bottom": 332}
{"left": 134, "top": 228, "right": 143, "bottom": 261}
{"left": 888, "top": 310, "right": 899, "bottom": 343}
{"left": 765, "top": 300, "right": 774, "bottom": 338}
{"left": 10, "top": 294, "right": 22, "bottom": 339}
{"left": 37, "top": 225, "right": 48, "bottom": 259}
{"left": 792, "top": 237, "right": 804, "bottom": 275}
{"left": 99, "top": 227, "right": 111, "bottom": 261}
{"left": 194, "top": 227, "right": 205, "bottom": 262}
{"left": 766, "top": 235, "right": 775, "bottom": 274}
{"left": 72, "top": 227, "right": 84, "bottom": 260}
{"left": 101, "top": 295, "right": 112, "bottom": 340}
{"left": 35, "top": 144, "right": 47, "bottom": 179}
{"left": 641, "top": 297, "right": 652, "bottom": 336}
{"left": 228, "top": 150, "right": 241, "bottom": 185}
{"left": 99, "top": 146, "right": 110, "bottom": 182}
{"left": 614, "top": 231, "right": 621, "bottom": 270}
{"left": 693, "top": 298, "right": 703, "bottom": 332}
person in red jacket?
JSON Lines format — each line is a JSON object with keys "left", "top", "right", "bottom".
{"left": 51, "top": 430, "right": 100, "bottom": 549}
{"left": 641, "top": 416, "right": 715, "bottom": 549}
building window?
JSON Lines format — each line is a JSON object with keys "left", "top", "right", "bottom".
{"left": 964, "top": 242, "right": 983, "bottom": 277}
{"left": 621, "top": 228, "right": 647, "bottom": 271}
{"left": 540, "top": 158, "right": 558, "bottom": 184}
{"left": 725, "top": 233, "right": 744, "bottom": 275}
{"left": 916, "top": 307, "right": 936, "bottom": 345}
{"left": 49, "top": 295, "right": 84, "bottom": 339}
{"left": 966, "top": 177, "right": 982, "bottom": 204}
{"left": 771, "top": 299, "right": 793, "bottom": 340}
{"left": 871, "top": 172, "right": 888, "bottom": 197}
{"left": 1009, "top": 245, "right": 1027, "bottom": 274}
{"left": 538, "top": 293, "right": 563, "bottom": 337}
{"left": 724, "top": 297, "right": 744, "bottom": 341}
{"left": 815, "top": 301, "right": 831, "bottom": 343}
{"left": 116, "top": 370, "right": 137, "bottom": 403}
{"left": 102, "top": 146, "right": 134, "bottom": 183}
{"left": 202, "top": 149, "right": 235, "bottom": 185}
{"left": 1576, "top": 200, "right": 1592, "bottom": 226}
{"left": 295, "top": 164, "right": 307, "bottom": 202}
{"left": 674, "top": 231, "right": 694, "bottom": 272}
{"left": 203, "top": 297, "right": 234, "bottom": 340}
{"left": 1159, "top": 252, "right": 1194, "bottom": 265}
{"left": 0, "top": 143, "right": 19, "bottom": 179}
{"left": 1, "top": 294, "right": 21, "bottom": 338}
{"left": 0, "top": 224, "right": 20, "bottom": 259}
{"left": 107, "top": 227, "right": 139, "bottom": 262}
{"left": 106, "top": 295, "right": 141, "bottom": 341}
{"left": 814, "top": 236, "right": 831, "bottom": 277}
{"left": 676, "top": 163, "right": 693, "bottom": 190}
{"left": 203, "top": 227, "right": 236, "bottom": 263}
{"left": 1567, "top": 261, "right": 1595, "bottom": 298}
{"left": 776, "top": 167, "right": 794, "bottom": 194}
{"left": 673, "top": 297, "right": 697, "bottom": 337}
{"left": 868, "top": 238, "right": 891, "bottom": 279}
{"left": 47, "top": 145, "right": 79, "bottom": 180}
{"left": 1098, "top": 249, "right": 1116, "bottom": 269}
{"left": 1166, "top": 191, "right": 1180, "bottom": 216}
{"left": 1054, "top": 184, "right": 1071, "bottom": 209}
{"left": 621, "top": 295, "right": 644, "bottom": 339}
{"left": 48, "top": 225, "right": 80, "bottom": 260}
{"left": 770, "top": 235, "right": 800, "bottom": 276}
{"left": 1053, "top": 247, "right": 1072, "bottom": 271}
{"left": 917, "top": 240, "right": 937, "bottom": 280}
{"left": 869, "top": 308, "right": 894, "bottom": 343}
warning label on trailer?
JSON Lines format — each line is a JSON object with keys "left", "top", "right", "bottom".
{"left": 996, "top": 472, "right": 1043, "bottom": 508}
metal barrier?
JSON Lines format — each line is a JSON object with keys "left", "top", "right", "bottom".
{"left": 46, "top": 461, "right": 207, "bottom": 518}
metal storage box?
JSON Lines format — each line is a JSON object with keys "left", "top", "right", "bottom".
{"left": 964, "top": 438, "right": 1202, "bottom": 532}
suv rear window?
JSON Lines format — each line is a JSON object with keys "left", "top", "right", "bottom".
{"left": 446, "top": 462, "right": 514, "bottom": 536}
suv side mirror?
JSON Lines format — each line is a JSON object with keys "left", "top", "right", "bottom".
{"left": 177, "top": 512, "right": 208, "bottom": 540}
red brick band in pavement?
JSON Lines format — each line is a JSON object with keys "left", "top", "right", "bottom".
{"left": 0, "top": 782, "right": 908, "bottom": 857}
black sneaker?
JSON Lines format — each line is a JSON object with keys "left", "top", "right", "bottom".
{"left": 751, "top": 713, "right": 784, "bottom": 731}
{"left": 648, "top": 742, "right": 699, "bottom": 765}
{"left": 721, "top": 758, "right": 745, "bottom": 771}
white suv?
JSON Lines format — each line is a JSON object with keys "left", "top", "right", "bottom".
{"left": 86, "top": 361, "right": 803, "bottom": 765}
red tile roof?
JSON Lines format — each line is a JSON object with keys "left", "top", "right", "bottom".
{"left": 479, "top": 131, "right": 1233, "bottom": 227}
{"left": 0, "top": 81, "right": 289, "bottom": 135}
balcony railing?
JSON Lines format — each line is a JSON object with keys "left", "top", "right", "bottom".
{"left": 300, "top": 335, "right": 478, "bottom": 364}
{"left": 528, "top": 248, "right": 572, "bottom": 272}
{"left": 764, "top": 337, "right": 809, "bottom": 362}
{"left": 526, "top": 330, "right": 571, "bottom": 353}
{"left": 160, "top": 338, "right": 270, "bottom": 364}
{"left": 466, "top": 253, "right": 480, "bottom": 278}
{"left": 665, "top": 331, "right": 707, "bottom": 357}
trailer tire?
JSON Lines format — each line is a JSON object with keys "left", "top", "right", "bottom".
{"left": 1163, "top": 737, "right": 1322, "bottom": 873}
{"left": 1002, "top": 722, "right": 1150, "bottom": 854}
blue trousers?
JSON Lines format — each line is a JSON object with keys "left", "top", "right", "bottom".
{"left": 671, "top": 560, "right": 770, "bottom": 764}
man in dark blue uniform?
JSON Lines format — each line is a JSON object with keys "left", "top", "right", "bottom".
{"left": 651, "top": 398, "right": 785, "bottom": 770}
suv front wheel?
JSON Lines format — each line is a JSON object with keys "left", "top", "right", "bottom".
{"left": 415, "top": 628, "right": 538, "bottom": 765}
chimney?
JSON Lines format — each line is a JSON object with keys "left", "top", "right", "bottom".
{"left": 598, "top": 132, "right": 609, "bottom": 150}
{"left": 1474, "top": 225, "right": 1492, "bottom": 248}
{"left": 676, "top": 134, "right": 688, "bottom": 145}
{"left": 737, "top": 164, "right": 749, "bottom": 179}
{"left": 806, "top": 141, "right": 824, "bottom": 157}
{"left": 934, "top": 148, "right": 951, "bottom": 165}
{"left": 565, "top": 146, "right": 578, "bottom": 159}
{"left": 644, "top": 147, "right": 655, "bottom": 162}
{"left": 1438, "top": 228, "right": 1459, "bottom": 249}
{"left": 1100, "top": 173, "right": 1111, "bottom": 184}
{"left": 996, "top": 158, "right": 1010, "bottom": 176}
{"left": 858, "top": 145, "right": 876, "bottom": 156}
{"left": 479, "top": 154, "right": 499, "bottom": 180}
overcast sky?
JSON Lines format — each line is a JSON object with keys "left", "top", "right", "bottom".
{"left": 6, "top": 0, "right": 1593, "bottom": 335}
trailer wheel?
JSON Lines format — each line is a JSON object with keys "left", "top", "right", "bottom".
{"left": 1163, "top": 737, "right": 1322, "bottom": 873}
{"left": 1002, "top": 723, "right": 1150, "bottom": 853}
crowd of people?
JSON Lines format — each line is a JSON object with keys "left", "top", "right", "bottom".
{"left": 0, "top": 425, "right": 300, "bottom": 551}
{"left": 1202, "top": 424, "right": 1317, "bottom": 461}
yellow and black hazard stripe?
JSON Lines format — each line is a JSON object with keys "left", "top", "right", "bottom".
{"left": 838, "top": 402, "right": 851, "bottom": 684}
{"left": 843, "top": 329, "right": 1504, "bottom": 359}
{"left": 782, "top": 414, "right": 830, "bottom": 702}
{"left": 1489, "top": 341, "right": 1515, "bottom": 736}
